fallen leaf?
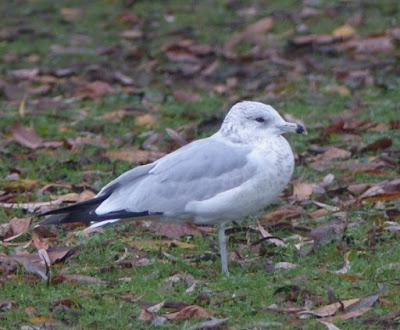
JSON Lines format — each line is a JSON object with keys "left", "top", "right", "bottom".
{"left": 323, "top": 293, "right": 379, "bottom": 322}
{"left": 263, "top": 206, "right": 304, "bottom": 222}
{"left": 310, "top": 219, "right": 346, "bottom": 248}
{"left": 0, "top": 200, "right": 63, "bottom": 213}
{"left": 105, "top": 147, "right": 164, "bottom": 163}
{"left": 2, "top": 217, "right": 31, "bottom": 241}
{"left": 120, "top": 29, "right": 143, "bottom": 39}
{"left": 361, "top": 137, "right": 392, "bottom": 152}
{"left": 347, "top": 183, "right": 370, "bottom": 196}
{"left": 147, "top": 222, "right": 204, "bottom": 239}
{"left": 332, "top": 25, "right": 355, "bottom": 39}
{"left": 164, "top": 305, "right": 211, "bottom": 320}
{"left": 60, "top": 7, "right": 82, "bottom": 22}
{"left": 51, "top": 190, "right": 96, "bottom": 203}
{"left": 338, "top": 34, "right": 394, "bottom": 53}
{"left": 31, "top": 230, "right": 50, "bottom": 250}
{"left": 29, "top": 315, "right": 57, "bottom": 324}
{"left": 135, "top": 113, "right": 157, "bottom": 127}
{"left": 75, "top": 80, "right": 113, "bottom": 99}
{"left": 11, "top": 123, "right": 43, "bottom": 149}
{"left": 173, "top": 90, "right": 200, "bottom": 102}
{"left": 224, "top": 16, "right": 273, "bottom": 55}
{"left": 299, "top": 298, "right": 360, "bottom": 318}
{"left": 292, "top": 181, "right": 313, "bottom": 201}
{"left": 334, "top": 251, "right": 351, "bottom": 274}
{"left": 47, "top": 246, "right": 78, "bottom": 264}
{"left": 2, "top": 178, "right": 37, "bottom": 192}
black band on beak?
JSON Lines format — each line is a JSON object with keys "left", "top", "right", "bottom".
{"left": 296, "top": 124, "right": 305, "bottom": 134}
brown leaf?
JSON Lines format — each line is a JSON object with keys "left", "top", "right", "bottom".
{"left": 7, "top": 217, "right": 31, "bottom": 238}
{"left": 29, "top": 315, "right": 59, "bottom": 325}
{"left": 47, "top": 246, "right": 78, "bottom": 264}
{"left": 100, "top": 110, "right": 132, "bottom": 121}
{"left": 299, "top": 298, "right": 360, "bottom": 318}
{"left": 322, "top": 293, "right": 379, "bottom": 322}
{"left": 309, "top": 147, "right": 352, "bottom": 171}
{"left": 332, "top": 25, "right": 355, "bottom": 38}
{"left": 147, "top": 223, "right": 204, "bottom": 239}
{"left": 11, "top": 123, "right": 43, "bottom": 149}
{"left": 224, "top": 16, "right": 273, "bottom": 54}
{"left": 361, "top": 137, "right": 392, "bottom": 152}
{"left": 135, "top": 114, "right": 157, "bottom": 127}
{"left": 164, "top": 305, "right": 212, "bottom": 320}
{"left": 120, "top": 29, "right": 143, "bottom": 40}
{"left": 289, "top": 34, "right": 339, "bottom": 48}
{"left": 292, "top": 181, "right": 313, "bottom": 201}
{"left": 347, "top": 183, "right": 370, "bottom": 196}
{"left": 263, "top": 206, "right": 304, "bottom": 222}
{"left": 105, "top": 147, "right": 164, "bottom": 163}
{"left": 0, "top": 200, "right": 63, "bottom": 213}
{"left": 2, "top": 178, "right": 37, "bottom": 192}
{"left": 60, "top": 7, "right": 82, "bottom": 22}
{"left": 310, "top": 219, "right": 346, "bottom": 248}
{"left": 75, "top": 80, "right": 113, "bottom": 99}
{"left": 31, "top": 230, "right": 50, "bottom": 250}
{"left": 51, "top": 190, "right": 96, "bottom": 204}
{"left": 173, "top": 90, "right": 200, "bottom": 102}
{"left": 338, "top": 35, "right": 394, "bottom": 53}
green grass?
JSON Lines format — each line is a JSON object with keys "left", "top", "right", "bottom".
{"left": 0, "top": 0, "right": 399, "bottom": 329}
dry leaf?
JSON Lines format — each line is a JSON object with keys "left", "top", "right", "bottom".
{"left": 332, "top": 25, "right": 355, "bottom": 39}
{"left": 135, "top": 114, "right": 157, "bottom": 127}
{"left": 75, "top": 80, "right": 113, "bottom": 99}
{"left": 173, "top": 90, "right": 200, "bottom": 102}
{"left": 3, "top": 217, "right": 31, "bottom": 241}
{"left": 105, "top": 147, "right": 163, "bottom": 163}
{"left": 264, "top": 206, "right": 304, "bottom": 222}
{"left": 2, "top": 178, "right": 37, "bottom": 192}
{"left": 164, "top": 305, "right": 212, "bottom": 320}
{"left": 11, "top": 123, "right": 43, "bottom": 149}
{"left": 292, "top": 181, "right": 313, "bottom": 201}
{"left": 224, "top": 16, "right": 273, "bottom": 54}
{"left": 147, "top": 222, "right": 204, "bottom": 239}
{"left": 361, "top": 137, "right": 392, "bottom": 152}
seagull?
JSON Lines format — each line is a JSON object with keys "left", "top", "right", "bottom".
{"left": 40, "top": 101, "right": 305, "bottom": 275}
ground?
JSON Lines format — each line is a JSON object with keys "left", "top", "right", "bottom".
{"left": 0, "top": 0, "right": 399, "bottom": 329}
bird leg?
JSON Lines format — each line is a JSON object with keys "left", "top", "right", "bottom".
{"left": 218, "top": 223, "right": 229, "bottom": 275}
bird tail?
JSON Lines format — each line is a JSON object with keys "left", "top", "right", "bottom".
{"left": 40, "top": 193, "right": 154, "bottom": 226}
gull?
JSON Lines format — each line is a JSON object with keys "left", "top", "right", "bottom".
{"left": 40, "top": 101, "right": 305, "bottom": 274}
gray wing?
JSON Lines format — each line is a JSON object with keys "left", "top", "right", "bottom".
{"left": 95, "top": 137, "right": 256, "bottom": 216}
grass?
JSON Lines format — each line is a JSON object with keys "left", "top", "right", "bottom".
{"left": 1, "top": 0, "right": 400, "bottom": 329}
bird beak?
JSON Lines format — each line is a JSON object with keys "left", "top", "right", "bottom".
{"left": 279, "top": 122, "right": 307, "bottom": 134}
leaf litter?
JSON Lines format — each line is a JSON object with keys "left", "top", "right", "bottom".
{"left": 0, "top": 1, "right": 399, "bottom": 328}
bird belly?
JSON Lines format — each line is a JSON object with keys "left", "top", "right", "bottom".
{"left": 186, "top": 137, "right": 294, "bottom": 225}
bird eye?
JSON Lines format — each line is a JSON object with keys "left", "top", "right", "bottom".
{"left": 255, "top": 117, "right": 265, "bottom": 123}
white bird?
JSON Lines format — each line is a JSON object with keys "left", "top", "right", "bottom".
{"left": 41, "top": 101, "right": 305, "bottom": 274}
